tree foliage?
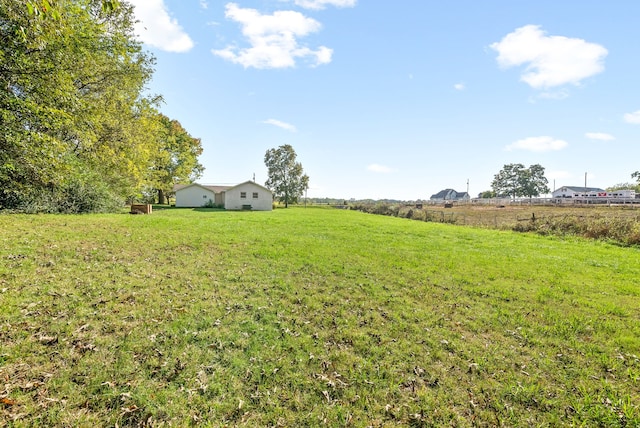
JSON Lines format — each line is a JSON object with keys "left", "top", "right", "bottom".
{"left": 491, "top": 164, "right": 549, "bottom": 199}
{"left": 147, "top": 114, "right": 204, "bottom": 204}
{"left": 264, "top": 145, "right": 309, "bottom": 208}
{"left": 478, "top": 190, "right": 496, "bottom": 199}
{"left": 607, "top": 181, "right": 640, "bottom": 192}
{"left": 1, "top": 0, "right": 204, "bottom": 212}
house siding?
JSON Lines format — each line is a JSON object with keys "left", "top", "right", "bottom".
{"left": 175, "top": 185, "right": 216, "bottom": 207}
{"left": 224, "top": 182, "right": 273, "bottom": 211}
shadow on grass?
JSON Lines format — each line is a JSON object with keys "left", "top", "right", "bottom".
{"left": 149, "top": 205, "right": 272, "bottom": 213}
{"left": 148, "top": 205, "right": 225, "bottom": 213}
{"left": 192, "top": 207, "right": 228, "bottom": 213}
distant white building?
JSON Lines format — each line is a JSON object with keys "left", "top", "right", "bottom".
{"left": 552, "top": 186, "right": 636, "bottom": 199}
{"left": 174, "top": 181, "right": 273, "bottom": 211}
{"left": 552, "top": 186, "right": 606, "bottom": 198}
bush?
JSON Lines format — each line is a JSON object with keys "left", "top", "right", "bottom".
{"left": 399, "top": 207, "right": 413, "bottom": 219}
{"left": 202, "top": 199, "right": 217, "bottom": 208}
{"left": 11, "top": 179, "right": 123, "bottom": 214}
{"left": 512, "top": 214, "right": 640, "bottom": 247}
{"left": 410, "top": 209, "right": 426, "bottom": 221}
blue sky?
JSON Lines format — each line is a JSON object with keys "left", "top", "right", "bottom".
{"left": 129, "top": 0, "right": 640, "bottom": 200}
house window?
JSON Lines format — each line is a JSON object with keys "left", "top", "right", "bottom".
{"left": 240, "top": 192, "right": 247, "bottom": 199}
{"left": 203, "top": 195, "right": 207, "bottom": 199}
{"left": 253, "top": 192, "right": 259, "bottom": 199}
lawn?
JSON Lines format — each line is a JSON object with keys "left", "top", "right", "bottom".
{"left": 1, "top": 207, "right": 639, "bottom": 426}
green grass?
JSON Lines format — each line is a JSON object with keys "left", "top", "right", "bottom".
{"left": 1, "top": 207, "right": 639, "bottom": 426}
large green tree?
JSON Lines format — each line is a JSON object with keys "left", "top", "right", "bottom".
{"left": 0, "top": 0, "right": 165, "bottom": 211}
{"left": 148, "top": 114, "right": 204, "bottom": 204}
{"left": 520, "top": 163, "right": 550, "bottom": 198}
{"left": 491, "top": 163, "right": 549, "bottom": 199}
{"left": 491, "top": 163, "right": 525, "bottom": 199}
{"left": 264, "top": 144, "right": 309, "bottom": 208}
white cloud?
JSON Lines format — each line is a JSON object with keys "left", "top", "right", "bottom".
{"left": 505, "top": 136, "right": 568, "bottom": 152}
{"left": 262, "top": 119, "right": 297, "bottom": 132}
{"left": 293, "top": 0, "right": 357, "bottom": 10}
{"left": 623, "top": 110, "right": 640, "bottom": 124}
{"left": 200, "top": 0, "right": 208, "bottom": 9}
{"left": 454, "top": 82, "right": 465, "bottom": 91}
{"left": 534, "top": 89, "right": 569, "bottom": 101}
{"left": 129, "top": 0, "right": 194, "bottom": 53}
{"left": 585, "top": 132, "right": 615, "bottom": 141}
{"left": 490, "top": 25, "right": 607, "bottom": 89}
{"left": 367, "top": 164, "right": 393, "bottom": 173}
{"left": 212, "top": 3, "right": 332, "bottom": 69}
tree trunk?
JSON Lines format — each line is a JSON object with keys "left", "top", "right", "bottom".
{"left": 157, "top": 189, "right": 166, "bottom": 205}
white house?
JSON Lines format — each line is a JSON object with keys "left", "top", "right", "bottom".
{"left": 174, "top": 181, "right": 273, "bottom": 211}
{"left": 174, "top": 183, "right": 227, "bottom": 207}
{"left": 223, "top": 181, "right": 273, "bottom": 211}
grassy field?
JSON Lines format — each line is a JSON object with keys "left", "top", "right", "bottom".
{"left": 1, "top": 207, "right": 639, "bottom": 426}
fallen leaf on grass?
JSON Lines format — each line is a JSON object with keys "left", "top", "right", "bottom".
{"left": 21, "top": 381, "right": 44, "bottom": 391}
{"left": 75, "top": 323, "right": 90, "bottom": 333}
{"left": 1, "top": 397, "right": 17, "bottom": 406}
{"left": 38, "top": 335, "right": 58, "bottom": 345}
{"left": 121, "top": 404, "right": 139, "bottom": 414}
{"left": 72, "top": 341, "right": 96, "bottom": 353}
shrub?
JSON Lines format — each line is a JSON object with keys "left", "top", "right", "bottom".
{"left": 17, "top": 179, "right": 122, "bottom": 214}
{"left": 202, "top": 199, "right": 217, "bottom": 208}
{"left": 410, "top": 209, "right": 425, "bottom": 221}
{"left": 399, "top": 207, "right": 413, "bottom": 219}
{"left": 512, "top": 214, "right": 640, "bottom": 247}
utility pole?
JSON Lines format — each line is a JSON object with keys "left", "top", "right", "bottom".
{"left": 584, "top": 172, "right": 587, "bottom": 196}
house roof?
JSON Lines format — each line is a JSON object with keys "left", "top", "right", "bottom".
{"left": 225, "top": 180, "right": 272, "bottom": 194}
{"left": 173, "top": 181, "right": 271, "bottom": 194}
{"left": 555, "top": 186, "right": 605, "bottom": 193}
{"left": 173, "top": 183, "right": 232, "bottom": 193}
{"left": 430, "top": 188, "right": 456, "bottom": 199}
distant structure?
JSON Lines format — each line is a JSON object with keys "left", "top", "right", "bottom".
{"left": 174, "top": 181, "right": 273, "bottom": 210}
{"left": 430, "top": 189, "right": 470, "bottom": 201}
{"left": 552, "top": 186, "right": 605, "bottom": 198}
{"left": 552, "top": 186, "right": 636, "bottom": 199}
